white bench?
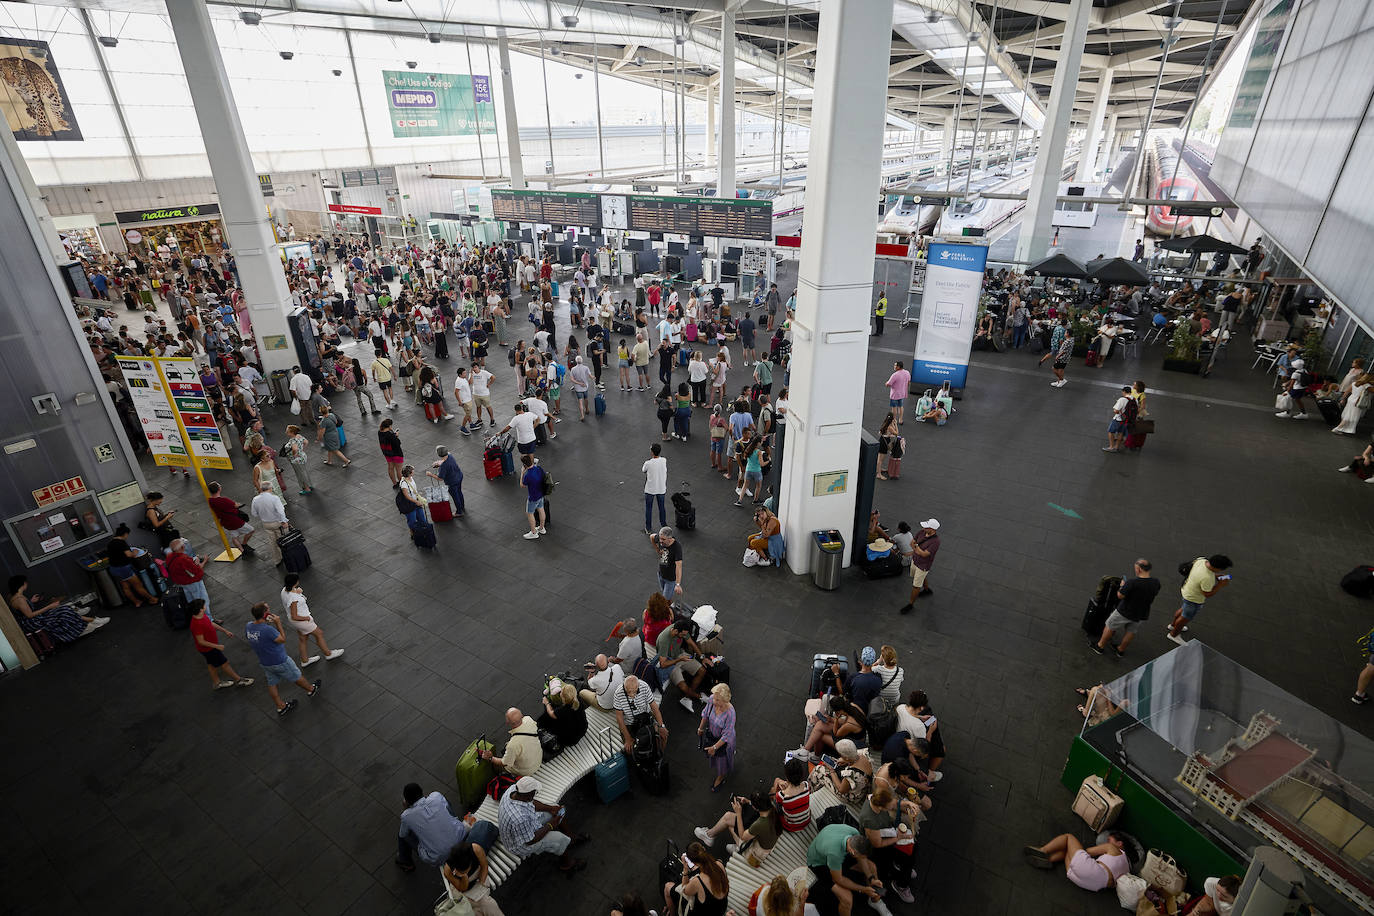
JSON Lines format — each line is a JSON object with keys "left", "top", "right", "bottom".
{"left": 724, "top": 783, "right": 853, "bottom": 912}
{"left": 451, "top": 706, "right": 620, "bottom": 895}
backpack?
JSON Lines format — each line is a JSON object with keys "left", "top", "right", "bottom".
{"left": 542, "top": 470, "right": 556, "bottom": 496}
{"left": 865, "top": 668, "right": 902, "bottom": 746}
{"left": 1178, "top": 557, "right": 1200, "bottom": 578}
{"left": 631, "top": 635, "right": 661, "bottom": 689}
{"left": 395, "top": 490, "right": 412, "bottom": 515}
{"left": 555, "top": 362, "right": 567, "bottom": 384}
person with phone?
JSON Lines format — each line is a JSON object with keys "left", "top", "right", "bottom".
{"left": 1168, "top": 555, "right": 1233, "bottom": 644}
{"left": 661, "top": 841, "right": 728, "bottom": 915}
{"left": 243, "top": 601, "right": 321, "bottom": 717}
{"left": 806, "top": 823, "right": 891, "bottom": 916}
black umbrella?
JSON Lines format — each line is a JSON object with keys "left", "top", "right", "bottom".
{"left": 1026, "top": 252, "right": 1088, "bottom": 279}
{"left": 1085, "top": 256, "right": 1150, "bottom": 286}
{"left": 1157, "top": 234, "right": 1247, "bottom": 256}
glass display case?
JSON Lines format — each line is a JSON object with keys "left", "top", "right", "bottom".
{"left": 1081, "top": 642, "right": 1374, "bottom": 915}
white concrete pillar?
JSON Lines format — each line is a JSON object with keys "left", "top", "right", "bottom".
{"left": 778, "top": 0, "right": 894, "bottom": 574}
{"left": 1015, "top": 0, "right": 1093, "bottom": 262}
{"left": 941, "top": 113, "right": 956, "bottom": 175}
{"left": 1076, "top": 66, "right": 1114, "bottom": 182}
{"left": 497, "top": 34, "right": 525, "bottom": 189}
{"left": 717, "top": 14, "right": 737, "bottom": 198}
{"left": 706, "top": 86, "right": 716, "bottom": 168}
{"left": 1103, "top": 113, "right": 1120, "bottom": 174}
{"left": 166, "top": 0, "right": 296, "bottom": 374}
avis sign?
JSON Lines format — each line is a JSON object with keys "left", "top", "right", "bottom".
{"left": 117, "top": 356, "right": 233, "bottom": 471}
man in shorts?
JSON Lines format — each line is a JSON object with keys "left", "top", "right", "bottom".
{"left": 884, "top": 361, "right": 911, "bottom": 424}
{"left": 1104, "top": 386, "right": 1132, "bottom": 452}
{"left": 1168, "top": 554, "right": 1232, "bottom": 644}
{"left": 653, "top": 616, "right": 706, "bottom": 714}
{"left": 806, "top": 822, "right": 887, "bottom": 916}
{"left": 453, "top": 366, "right": 476, "bottom": 435}
{"left": 738, "top": 311, "right": 757, "bottom": 366}
{"left": 568, "top": 356, "right": 594, "bottom": 421}
{"left": 371, "top": 348, "right": 398, "bottom": 409}
{"left": 496, "top": 776, "right": 587, "bottom": 874}
{"left": 244, "top": 601, "right": 321, "bottom": 717}
{"left": 188, "top": 598, "right": 253, "bottom": 691}
{"left": 470, "top": 365, "right": 495, "bottom": 429}
{"left": 1091, "top": 558, "right": 1161, "bottom": 658}
{"left": 899, "top": 519, "right": 940, "bottom": 614}
{"left": 1040, "top": 317, "right": 1072, "bottom": 387}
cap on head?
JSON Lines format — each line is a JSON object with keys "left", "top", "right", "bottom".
{"left": 860, "top": 646, "right": 877, "bottom": 666}
{"left": 919, "top": 518, "right": 940, "bottom": 531}
{"left": 514, "top": 776, "right": 540, "bottom": 794}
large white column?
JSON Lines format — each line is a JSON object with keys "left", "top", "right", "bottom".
{"left": 941, "top": 113, "right": 956, "bottom": 174}
{"left": 1015, "top": 0, "right": 1093, "bottom": 262}
{"left": 778, "top": 0, "right": 894, "bottom": 574}
{"left": 166, "top": 0, "right": 295, "bottom": 374}
{"left": 706, "top": 84, "right": 716, "bottom": 168}
{"left": 1076, "top": 66, "right": 1114, "bottom": 182}
{"left": 1103, "top": 113, "right": 1120, "bottom": 174}
{"left": 497, "top": 34, "right": 525, "bottom": 189}
{"left": 717, "top": 14, "right": 737, "bottom": 198}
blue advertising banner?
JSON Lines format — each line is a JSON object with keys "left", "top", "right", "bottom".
{"left": 911, "top": 241, "right": 987, "bottom": 389}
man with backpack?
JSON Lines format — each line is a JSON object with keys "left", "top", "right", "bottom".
{"left": 1168, "top": 555, "right": 1233, "bottom": 644}
{"left": 612, "top": 675, "right": 669, "bottom": 754}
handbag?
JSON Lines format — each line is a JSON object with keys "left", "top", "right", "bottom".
{"left": 1116, "top": 873, "right": 1147, "bottom": 910}
{"left": 434, "top": 896, "right": 474, "bottom": 916}
{"left": 658, "top": 838, "right": 684, "bottom": 889}
{"left": 1139, "top": 849, "right": 1187, "bottom": 896}
{"left": 1274, "top": 392, "right": 1292, "bottom": 411}
{"left": 742, "top": 548, "right": 761, "bottom": 567}
{"left": 289, "top": 398, "right": 301, "bottom": 415}
{"left": 1129, "top": 418, "right": 1156, "bottom": 434}
{"left": 536, "top": 726, "right": 563, "bottom": 759}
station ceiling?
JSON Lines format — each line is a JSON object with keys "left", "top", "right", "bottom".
{"left": 39, "top": 0, "right": 1261, "bottom": 136}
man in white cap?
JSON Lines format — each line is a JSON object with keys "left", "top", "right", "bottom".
{"left": 899, "top": 519, "right": 941, "bottom": 614}
{"left": 1274, "top": 357, "right": 1309, "bottom": 419}
{"left": 496, "top": 775, "right": 588, "bottom": 874}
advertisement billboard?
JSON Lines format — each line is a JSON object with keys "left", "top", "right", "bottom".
{"left": 0, "top": 38, "right": 82, "bottom": 141}
{"left": 383, "top": 71, "right": 496, "bottom": 139}
{"left": 911, "top": 241, "right": 987, "bottom": 390}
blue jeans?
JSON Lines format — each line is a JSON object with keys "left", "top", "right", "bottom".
{"left": 674, "top": 407, "right": 691, "bottom": 438}
{"left": 657, "top": 576, "right": 677, "bottom": 600}
{"left": 1013, "top": 324, "right": 1028, "bottom": 348}
{"left": 645, "top": 493, "right": 666, "bottom": 531}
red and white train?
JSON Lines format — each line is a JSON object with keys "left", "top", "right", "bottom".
{"left": 1144, "top": 133, "right": 1200, "bottom": 236}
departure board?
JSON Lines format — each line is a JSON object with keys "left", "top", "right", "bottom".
{"left": 491, "top": 189, "right": 773, "bottom": 240}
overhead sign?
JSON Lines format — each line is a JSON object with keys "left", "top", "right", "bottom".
{"left": 258, "top": 174, "right": 274, "bottom": 197}
{"left": 116, "top": 203, "right": 220, "bottom": 225}
{"left": 490, "top": 188, "right": 774, "bottom": 241}
{"left": 33, "top": 476, "right": 87, "bottom": 508}
{"left": 383, "top": 71, "right": 496, "bottom": 139}
{"left": 1171, "top": 202, "right": 1228, "bottom": 217}
{"left": 0, "top": 38, "right": 82, "bottom": 141}
{"left": 911, "top": 241, "right": 987, "bottom": 390}
{"left": 117, "top": 357, "right": 232, "bottom": 470}
{"left": 328, "top": 203, "right": 383, "bottom": 216}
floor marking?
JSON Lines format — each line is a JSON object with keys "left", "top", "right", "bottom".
{"left": 1047, "top": 503, "right": 1083, "bottom": 519}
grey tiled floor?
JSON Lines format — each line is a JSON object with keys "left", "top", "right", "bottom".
{"left": 3, "top": 305, "right": 1371, "bottom": 916}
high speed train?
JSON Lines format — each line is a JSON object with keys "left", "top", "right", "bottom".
{"left": 1144, "top": 133, "right": 1200, "bottom": 236}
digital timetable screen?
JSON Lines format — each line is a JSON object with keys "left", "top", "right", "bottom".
{"left": 490, "top": 189, "right": 773, "bottom": 241}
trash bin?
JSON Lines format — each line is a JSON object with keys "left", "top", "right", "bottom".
{"left": 80, "top": 554, "right": 124, "bottom": 608}
{"left": 269, "top": 369, "right": 292, "bottom": 405}
{"left": 811, "top": 529, "right": 844, "bottom": 590}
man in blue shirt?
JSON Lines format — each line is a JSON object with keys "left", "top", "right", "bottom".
{"left": 244, "top": 602, "right": 320, "bottom": 717}
{"left": 728, "top": 402, "right": 753, "bottom": 441}
{"left": 426, "top": 445, "right": 465, "bottom": 517}
{"left": 396, "top": 782, "right": 497, "bottom": 873}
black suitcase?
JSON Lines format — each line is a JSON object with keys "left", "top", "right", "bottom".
{"left": 1081, "top": 575, "right": 1122, "bottom": 639}
{"left": 674, "top": 506, "right": 696, "bottom": 530}
{"left": 703, "top": 659, "right": 730, "bottom": 688}
{"left": 861, "top": 553, "right": 903, "bottom": 579}
{"left": 810, "top": 653, "right": 847, "bottom": 698}
{"left": 631, "top": 717, "right": 671, "bottom": 795}
{"left": 1341, "top": 565, "right": 1374, "bottom": 598}
{"left": 162, "top": 585, "right": 190, "bottom": 630}
{"left": 279, "top": 527, "right": 312, "bottom": 573}
{"left": 637, "top": 754, "right": 671, "bottom": 795}
{"left": 411, "top": 520, "right": 438, "bottom": 551}
{"left": 1317, "top": 397, "right": 1342, "bottom": 425}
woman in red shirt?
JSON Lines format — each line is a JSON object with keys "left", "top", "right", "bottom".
{"left": 642, "top": 591, "right": 674, "bottom": 648}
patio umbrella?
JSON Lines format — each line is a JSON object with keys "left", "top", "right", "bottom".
{"left": 1026, "top": 252, "right": 1088, "bottom": 279}
{"left": 1157, "top": 234, "right": 1247, "bottom": 256}
{"left": 1085, "top": 256, "right": 1150, "bottom": 286}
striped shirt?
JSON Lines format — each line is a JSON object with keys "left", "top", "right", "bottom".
{"left": 614, "top": 683, "right": 654, "bottom": 719}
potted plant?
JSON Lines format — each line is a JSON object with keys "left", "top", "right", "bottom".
{"left": 1300, "top": 324, "right": 1328, "bottom": 382}
{"left": 1163, "top": 322, "right": 1202, "bottom": 374}
{"left": 1069, "top": 312, "right": 1097, "bottom": 357}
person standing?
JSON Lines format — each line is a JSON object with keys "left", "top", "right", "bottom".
{"left": 243, "top": 602, "right": 321, "bottom": 717}
{"left": 471, "top": 365, "right": 496, "bottom": 429}
{"left": 649, "top": 527, "right": 683, "bottom": 600}
{"left": 519, "top": 453, "right": 548, "bottom": 541}
{"left": 884, "top": 361, "right": 911, "bottom": 424}
{"left": 642, "top": 443, "right": 668, "bottom": 534}
{"left": 738, "top": 312, "right": 757, "bottom": 366}
{"left": 280, "top": 573, "right": 344, "bottom": 668}
{"left": 1334, "top": 373, "right": 1372, "bottom": 435}
{"left": 206, "top": 482, "right": 255, "bottom": 554}
{"left": 569, "top": 356, "right": 594, "bottom": 421}
{"left": 1040, "top": 318, "right": 1072, "bottom": 388}
{"left": 280, "top": 424, "right": 314, "bottom": 495}
{"left": 188, "top": 598, "right": 253, "bottom": 691}
{"left": 1167, "top": 555, "right": 1233, "bottom": 644}
{"left": 765, "top": 283, "right": 781, "bottom": 331}
{"left": 632, "top": 333, "right": 652, "bottom": 392}
{"left": 872, "top": 293, "right": 887, "bottom": 337}
{"left": 316, "top": 405, "right": 351, "bottom": 467}
{"left": 899, "top": 520, "right": 940, "bottom": 614}
{"left": 1091, "top": 559, "right": 1162, "bottom": 658}
{"left": 1103, "top": 386, "right": 1132, "bottom": 453}
{"left": 378, "top": 418, "right": 404, "bottom": 488}
{"left": 250, "top": 481, "right": 289, "bottom": 567}
{"left": 453, "top": 366, "right": 477, "bottom": 436}
{"left": 427, "top": 446, "right": 466, "bottom": 518}
{"left": 289, "top": 367, "right": 316, "bottom": 426}
{"left": 165, "top": 539, "right": 210, "bottom": 611}
{"left": 371, "top": 348, "right": 399, "bottom": 410}
{"left": 698, "top": 683, "right": 737, "bottom": 792}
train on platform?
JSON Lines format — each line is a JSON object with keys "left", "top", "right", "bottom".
{"left": 1144, "top": 133, "right": 1200, "bottom": 236}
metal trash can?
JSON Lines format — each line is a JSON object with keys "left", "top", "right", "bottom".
{"left": 269, "top": 369, "right": 292, "bottom": 405}
{"left": 811, "top": 530, "right": 844, "bottom": 590}
{"left": 80, "top": 554, "right": 124, "bottom": 608}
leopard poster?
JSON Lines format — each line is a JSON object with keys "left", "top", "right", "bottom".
{"left": 0, "top": 38, "right": 82, "bottom": 142}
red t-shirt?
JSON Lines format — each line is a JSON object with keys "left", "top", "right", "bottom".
{"left": 207, "top": 495, "right": 244, "bottom": 530}
{"left": 167, "top": 551, "right": 204, "bottom": 585}
{"left": 189, "top": 614, "right": 217, "bottom": 653}
{"left": 642, "top": 613, "right": 671, "bottom": 649}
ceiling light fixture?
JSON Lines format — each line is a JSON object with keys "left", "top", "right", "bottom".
{"left": 97, "top": 35, "right": 118, "bottom": 48}
{"left": 428, "top": 33, "right": 442, "bottom": 44}
{"left": 279, "top": 51, "right": 294, "bottom": 60}
{"left": 926, "top": 11, "right": 942, "bottom": 23}
{"left": 561, "top": 14, "right": 579, "bottom": 29}
{"left": 406, "top": 60, "right": 418, "bottom": 69}
{"left": 332, "top": 68, "right": 342, "bottom": 76}
{"left": 634, "top": 55, "right": 645, "bottom": 66}
{"left": 239, "top": 10, "right": 262, "bottom": 25}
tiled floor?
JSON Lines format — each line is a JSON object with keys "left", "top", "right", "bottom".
{"left": 3, "top": 290, "right": 1371, "bottom": 916}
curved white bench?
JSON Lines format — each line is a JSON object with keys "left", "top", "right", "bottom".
{"left": 454, "top": 706, "right": 620, "bottom": 893}
{"left": 724, "top": 783, "right": 852, "bottom": 911}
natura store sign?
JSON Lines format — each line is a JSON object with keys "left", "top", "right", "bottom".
{"left": 116, "top": 203, "right": 221, "bottom": 224}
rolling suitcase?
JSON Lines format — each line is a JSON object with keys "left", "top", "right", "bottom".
{"left": 424, "top": 486, "right": 454, "bottom": 522}
{"left": 594, "top": 392, "right": 606, "bottom": 416}
{"left": 861, "top": 553, "right": 903, "bottom": 579}
{"left": 279, "top": 527, "right": 312, "bottom": 573}
{"left": 885, "top": 456, "right": 902, "bottom": 479}
{"left": 500, "top": 449, "right": 515, "bottom": 476}
{"left": 483, "top": 457, "right": 503, "bottom": 481}
{"left": 162, "top": 585, "right": 190, "bottom": 630}
{"left": 684, "top": 322, "right": 698, "bottom": 342}
{"left": 594, "top": 727, "right": 631, "bottom": 804}
{"left": 1072, "top": 774, "right": 1124, "bottom": 830}
{"left": 631, "top": 717, "right": 670, "bottom": 795}
{"left": 454, "top": 734, "right": 496, "bottom": 810}
{"left": 678, "top": 347, "right": 691, "bottom": 367}
{"left": 1316, "top": 397, "right": 1342, "bottom": 425}
{"left": 810, "top": 653, "right": 847, "bottom": 698}
{"left": 1081, "top": 576, "right": 1121, "bottom": 640}
{"left": 26, "top": 629, "right": 55, "bottom": 658}
{"left": 411, "top": 519, "right": 437, "bottom": 551}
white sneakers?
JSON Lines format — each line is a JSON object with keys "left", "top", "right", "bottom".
{"left": 325, "top": 649, "right": 344, "bottom": 660}
{"left": 523, "top": 531, "right": 539, "bottom": 540}
{"left": 301, "top": 655, "right": 322, "bottom": 667}
{"left": 1050, "top": 379, "right": 1066, "bottom": 388}
{"left": 679, "top": 697, "right": 695, "bottom": 713}
{"left": 1292, "top": 412, "right": 1308, "bottom": 419}
{"left": 693, "top": 826, "right": 712, "bottom": 844}
{"left": 1339, "top": 465, "right": 1352, "bottom": 472}
{"left": 1275, "top": 410, "right": 1308, "bottom": 419}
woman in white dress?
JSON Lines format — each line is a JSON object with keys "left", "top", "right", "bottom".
{"left": 1333, "top": 373, "right": 1371, "bottom": 435}
{"left": 1338, "top": 358, "right": 1366, "bottom": 396}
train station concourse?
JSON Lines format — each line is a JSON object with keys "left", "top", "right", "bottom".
{"left": 1, "top": 1, "right": 1373, "bottom": 915}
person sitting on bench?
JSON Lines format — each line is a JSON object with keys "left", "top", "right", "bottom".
{"left": 496, "top": 776, "right": 589, "bottom": 875}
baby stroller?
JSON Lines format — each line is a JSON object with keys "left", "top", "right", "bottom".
{"left": 671, "top": 483, "right": 696, "bottom": 530}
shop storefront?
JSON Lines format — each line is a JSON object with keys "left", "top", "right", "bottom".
{"left": 115, "top": 202, "right": 228, "bottom": 258}
{"left": 53, "top": 214, "right": 104, "bottom": 260}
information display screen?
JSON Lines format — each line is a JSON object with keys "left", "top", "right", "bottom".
{"left": 491, "top": 189, "right": 773, "bottom": 240}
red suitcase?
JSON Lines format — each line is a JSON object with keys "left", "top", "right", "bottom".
{"left": 429, "top": 497, "right": 454, "bottom": 522}
{"left": 483, "top": 457, "right": 503, "bottom": 480}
